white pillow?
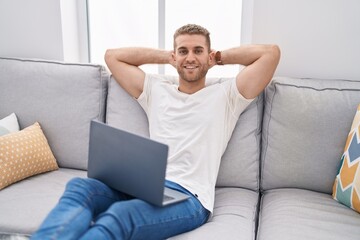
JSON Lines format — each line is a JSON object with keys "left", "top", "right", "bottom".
{"left": 0, "top": 113, "right": 20, "bottom": 136}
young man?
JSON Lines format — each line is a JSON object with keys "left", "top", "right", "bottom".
{"left": 31, "top": 24, "right": 280, "bottom": 240}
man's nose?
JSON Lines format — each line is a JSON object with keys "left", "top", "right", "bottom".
{"left": 185, "top": 51, "right": 196, "bottom": 62}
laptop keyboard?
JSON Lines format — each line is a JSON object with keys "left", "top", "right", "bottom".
{"left": 163, "top": 195, "right": 175, "bottom": 202}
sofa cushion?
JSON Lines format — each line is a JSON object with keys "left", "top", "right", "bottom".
{"left": 257, "top": 189, "right": 360, "bottom": 240}
{"left": 0, "top": 57, "right": 109, "bottom": 170}
{"left": 0, "top": 113, "right": 19, "bottom": 136}
{"left": 261, "top": 77, "right": 360, "bottom": 193}
{"left": 0, "top": 122, "right": 58, "bottom": 190}
{"left": 0, "top": 168, "right": 87, "bottom": 236}
{"left": 333, "top": 104, "right": 360, "bottom": 213}
{"left": 106, "top": 76, "right": 262, "bottom": 190}
{"left": 170, "top": 188, "right": 258, "bottom": 240}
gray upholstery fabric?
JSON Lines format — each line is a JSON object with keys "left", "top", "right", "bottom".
{"left": 106, "top": 76, "right": 263, "bottom": 190}
{"left": 0, "top": 168, "right": 87, "bottom": 236}
{"left": 171, "top": 188, "right": 258, "bottom": 240}
{"left": 261, "top": 77, "right": 360, "bottom": 193}
{"left": 0, "top": 234, "right": 29, "bottom": 240}
{"left": 106, "top": 76, "right": 149, "bottom": 137}
{"left": 0, "top": 57, "right": 109, "bottom": 170}
{"left": 257, "top": 189, "right": 360, "bottom": 240}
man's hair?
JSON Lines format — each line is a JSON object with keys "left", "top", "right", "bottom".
{"left": 173, "top": 24, "right": 211, "bottom": 52}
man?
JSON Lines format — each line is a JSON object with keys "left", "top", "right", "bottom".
{"left": 31, "top": 24, "right": 280, "bottom": 240}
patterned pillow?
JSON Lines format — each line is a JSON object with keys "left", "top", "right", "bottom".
{"left": 0, "top": 122, "right": 59, "bottom": 190}
{"left": 333, "top": 104, "right": 360, "bottom": 213}
{"left": 0, "top": 113, "right": 20, "bottom": 136}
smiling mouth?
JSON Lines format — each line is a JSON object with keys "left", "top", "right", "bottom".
{"left": 183, "top": 65, "right": 198, "bottom": 69}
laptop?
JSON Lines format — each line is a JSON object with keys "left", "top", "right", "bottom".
{"left": 87, "top": 120, "right": 189, "bottom": 207}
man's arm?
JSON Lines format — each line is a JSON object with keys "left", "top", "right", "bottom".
{"left": 104, "top": 47, "right": 173, "bottom": 98}
{"left": 219, "top": 44, "right": 281, "bottom": 99}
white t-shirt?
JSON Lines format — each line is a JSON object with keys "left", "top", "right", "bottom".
{"left": 137, "top": 74, "right": 253, "bottom": 212}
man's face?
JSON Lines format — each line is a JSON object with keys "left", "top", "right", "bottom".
{"left": 173, "top": 34, "right": 212, "bottom": 83}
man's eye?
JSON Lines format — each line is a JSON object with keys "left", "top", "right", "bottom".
{"left": 195, "top": 49, "right": 203, "bottom": 54}
{"left": 178, "top": 49, "right": 187, "bottom": 55}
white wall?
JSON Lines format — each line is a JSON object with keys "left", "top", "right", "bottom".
{"left": 60, "top": 0, "right": 89, "bottom": 62}
{"left": 0, "top": 0, "right": 87, "bottom": 62}
{"left": 1, "top": 0, "right": 359, "bottom": 81}
{"left": 251, "top": 0, "right": 360, "bottom": 80}
{"left": 0, "top": 0, "right": 64, "bottom": 60}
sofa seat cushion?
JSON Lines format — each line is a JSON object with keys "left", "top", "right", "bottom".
{"left": 257, "top": 188, "right": 360, "bottom": 240}
{"left": 0, "top": 168, "right": 86, "bottom": 236}
{"left": 170, "top": 188, "right": 258, "bottom": 240}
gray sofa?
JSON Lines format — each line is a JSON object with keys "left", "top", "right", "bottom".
{"left": 0, "top": 57, "right": 360, "bottom": 240}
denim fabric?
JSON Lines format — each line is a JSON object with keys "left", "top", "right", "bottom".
{"left": 30, "top": 177, "right": 209, "bottom": 240}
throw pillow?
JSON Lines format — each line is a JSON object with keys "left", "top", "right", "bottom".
{"left": 333, "top": 104, "right": 360, "bottom": 213}
{"left": 0, "top": 122, "right": 59, "bottom": 190}
{"left": 0, "top": 113, "right": 20, "bottom": 136}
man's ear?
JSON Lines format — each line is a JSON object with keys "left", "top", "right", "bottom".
{"left": 171, "top": 51, "right": 176, "bottom": 62}
{"left": 170, "top": 51, "right": 177, "bottom": 68}
{"left": 209, "top": 50, "right": 216, "bottom": 64}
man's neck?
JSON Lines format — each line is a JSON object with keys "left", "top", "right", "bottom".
{"left": 178, "top": 79, "right": 206, "bottom": 94}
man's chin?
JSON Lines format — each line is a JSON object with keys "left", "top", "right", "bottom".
{"left": 177, "top": 69, "right": 208, "bottom": 83}
{"left": 179, "top": 75, "right": 199, "bottom": 82}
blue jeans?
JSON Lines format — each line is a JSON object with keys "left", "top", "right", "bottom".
{"left": 30, "top": 177, "right": 209, "bottom": 240}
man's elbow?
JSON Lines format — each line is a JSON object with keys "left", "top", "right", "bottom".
{"left": 104, "top": 49, "right": 115, "bottom": 65}
{"left": 269, "top": 45, "right": 281, "bottom": 64}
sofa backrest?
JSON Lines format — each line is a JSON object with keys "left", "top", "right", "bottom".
{"left": 0, "top": 57, "right": 109, "bottom": 170}
{"left": 106, "top": 76, "right": 263, "bottom": 191}
{"left": 261, "top": 77, "right": 360, "bottom": 194}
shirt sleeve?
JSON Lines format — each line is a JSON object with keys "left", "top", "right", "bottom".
{"left": 137, "top": 74, "right": 153, "bottom": 115}
{"left": 221, "top": 78, "right": 254, "bottom": 119}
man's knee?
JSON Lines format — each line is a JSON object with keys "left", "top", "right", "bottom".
{"left": 66, "top": 177, "right": 104, "bottom": 192}
{"left": 66, "top": 177, "right": 86, "bottom": 187}
{"left": 62, "top": 177, "right": 103, "bottom": 204}
{"left": 105, "top": 199, "right": 148, "bottom": 222}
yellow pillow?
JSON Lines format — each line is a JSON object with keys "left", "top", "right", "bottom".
{"left": 0, "top": 122, "right": 58, "bottom": 190}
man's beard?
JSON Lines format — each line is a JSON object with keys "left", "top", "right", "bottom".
{"left": 176, "top": 64, "right": 209, "bottom": 82}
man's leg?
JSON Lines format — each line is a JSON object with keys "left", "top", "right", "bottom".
{"left": 80, "top": 181, "right": 210, "bottom": 240}
{"left": 31, "top": 177, "right": 131, "bottom": 240}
